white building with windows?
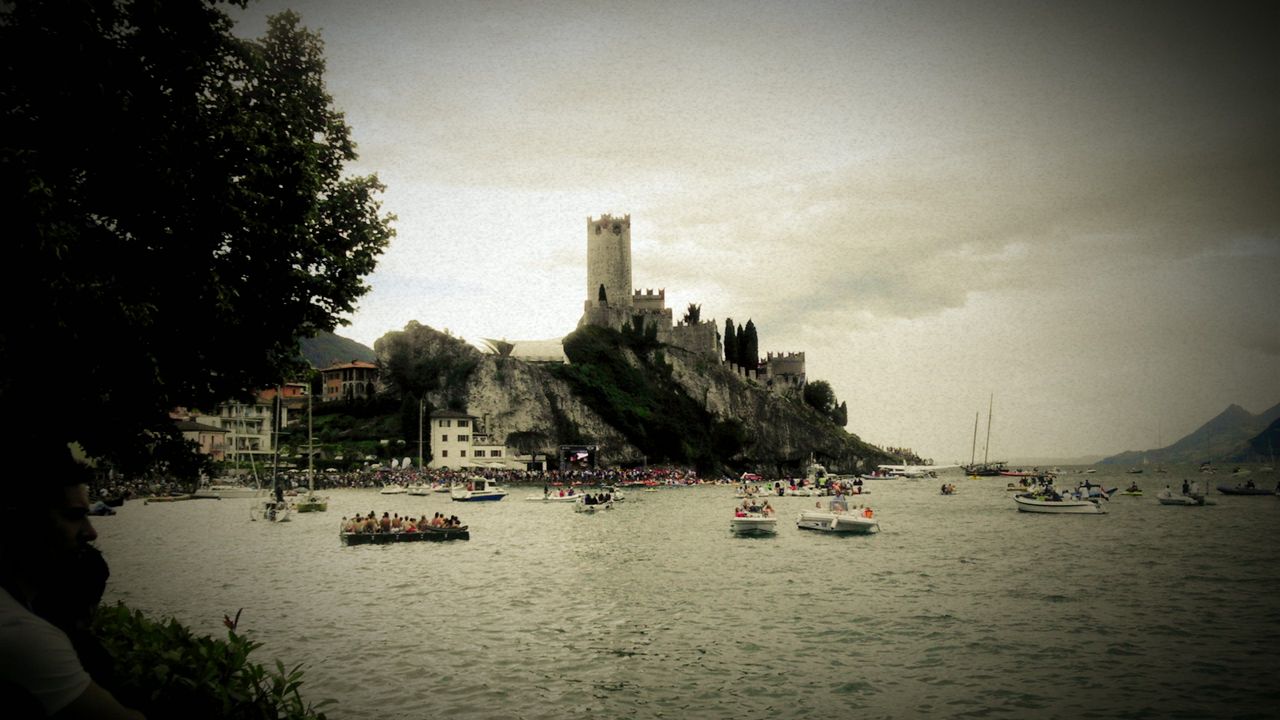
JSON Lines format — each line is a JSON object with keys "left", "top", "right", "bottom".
{"left": 428, "top": 408, "right": 528, "bottom": 470}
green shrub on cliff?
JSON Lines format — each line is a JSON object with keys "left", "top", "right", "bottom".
{"left": 550, "top": 326, "right": 741, "bottom": 471}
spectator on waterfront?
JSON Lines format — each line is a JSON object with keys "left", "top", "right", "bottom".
{"left": 0, "top": 445, "right": 146, "bottom": 718}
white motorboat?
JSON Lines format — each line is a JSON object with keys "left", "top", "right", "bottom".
{"left": 192, "top": 484, "right": 266, "bottom": 499}
{"left": 406, "top": 483, "right": 433, "bottom": 496}
{"left": 1156, "top": 488, "right": 1204, "bottom": 506}
{"left": 731, "top": 511, "right": 777, "bottom": 535}
{"left": 796, "top": 508, "right": 880, "bottom": 534}
{"left": 380, "top": 484, "right": 408, "bottom": 495}
{"left": 525, "top": 492, "right": 580, "bottom": 502}
{"left": 1012, "top": 493, "right": 1104, "bottom": 514}
{"left": 450, "top": 477, "right": 509, "bottom": 502}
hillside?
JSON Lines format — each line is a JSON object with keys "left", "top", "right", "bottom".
{"left": 343, "top": 321, "right": 891, "bottom": 475}
{"left": 1098, "top": 402, "right": 1280, "bottom": 465}
{"left": 299, "top": 330, "right": 376, "bottom": 368}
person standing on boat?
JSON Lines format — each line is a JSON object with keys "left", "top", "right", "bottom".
{"left": 1181, "top": 479, "right": 1191, "bottom": 495}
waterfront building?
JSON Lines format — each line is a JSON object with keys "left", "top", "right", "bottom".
{"left": 428, "top": 408, "right": 543, "bottom": 471}
{"left": 321, "top": 360, "right": 379, "bottom": 403}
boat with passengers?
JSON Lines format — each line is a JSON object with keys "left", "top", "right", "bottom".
{"left": 451, "top": 476, "right": 509, "bottom": 502}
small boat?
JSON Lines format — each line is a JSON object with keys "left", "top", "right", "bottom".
{"left": 525, "top": 492, "right": 580, "bottom": 502}
{"left": 294, "top": 494, "right": 329, "bottom": 513}
{"left": 451, "top": 477, "right": 509, "bottom": 502}
{"left": 380, "top": 484, "right": 408, "bottom": 495}
{"left": 574, "top": 497, "right": 613, "bottom": 513}
{"left": 1012, "top": 485, "right": 1106, "bottom": 514}
{"left": 1156, "top": 488, "right": 1204, "bottom": 506}
{"left": 797, "top": 508, "right": 880, "bottom": 534}
{"left": 254, "top": 499, "right": 292, "bottom": 522}
{"left": 191, "top": 484, "right": 266, "bottom": 499}
{"left": 1216, "top": 483, "right": 1272, "bottom": 496}
{"left": 340, "top": 526, "right": 469, "bottom": 545}
{"left": 406, "top": 483, "right": 433, "bottom": 496}
{"left": 731, "top": 511, "right": 777, "bottom": 536}
{"left": 1119, "top": 483, "right": 1143, "bottom": 497}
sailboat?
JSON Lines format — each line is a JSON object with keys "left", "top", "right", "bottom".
{"left": 962, "top": 395, "right": 1006, "bottom": 476}
{"left": 254, "top": 387, "right": 292, "bottom": 522}
{"left": 295, "top": 387, "right": 328, "bottom": 513}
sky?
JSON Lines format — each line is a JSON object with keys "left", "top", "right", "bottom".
{"left": 233, "top": 0, "right": 1279, "bottom": 464}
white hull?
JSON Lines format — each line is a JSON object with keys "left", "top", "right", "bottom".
{"left": 731, "top": 514, "right": 778, "bottom": 535}
{"left": 574, "top": 500, "right": 613, "bottom": 513}
{"left": 380, "top": 486, "right": 408, "bottom": 495}
{"left": 406, "top": 484, "right": 433, "bottom": 496}
{"left": 1156, "top": 489, "right": 1204, "bottom": 506}
{"left": 1013, "top": 495, "right": 1104, "bottom": 514}
{"left": 796, "top": 510, "right": 879, "bottom": 534}
{"left": 450, "top": 490, "right": 508, "bottom": 501}
{"left": 194, "top": 486, "right": 266, "bottom": 499}
{"left": 525, "top": 494, "right": 580, "bottom": 502}
{"left": 450, "top": 478, "right": 509, "bottom": 501}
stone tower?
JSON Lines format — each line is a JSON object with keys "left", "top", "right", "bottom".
{"left": 584, "top": 213, "right": 632, "bottom": 311}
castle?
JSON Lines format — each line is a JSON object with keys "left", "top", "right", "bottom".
{"left": 578, "top": 213, "right": 806, "bottom": 396}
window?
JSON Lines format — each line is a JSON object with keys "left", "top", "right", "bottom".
{"left": 458, "top": 419, "right": 470, "bottom": 428}
{"left": 441, "top": 450, "right": 448, "bottom": 457}
{"left": 460, "top": 450, "right": 467, "bottom": 457}
{"left": 492, "top": 450, "right": 503, "bottom": 457}
{"left": 457, "top": 435, "right": 469, "bottom": 442}
{"left": 441, "top": 435, "right": 448, "bottom": 443}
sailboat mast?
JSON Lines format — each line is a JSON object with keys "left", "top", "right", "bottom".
{"left": 983, "top": 394, "right": 993, "bottom": 465}
{"left": 970, "top": 412, "right": 979, "bottom": 467}
{"left": 307, "top": 388, "right": 314, "bottom": 493}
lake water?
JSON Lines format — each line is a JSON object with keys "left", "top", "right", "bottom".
{"left": 95, "top": 468, "right": 1280, "bottom": 719}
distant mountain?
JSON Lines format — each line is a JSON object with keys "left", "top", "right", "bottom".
{"left": 1248, "top": 416, "right": 1280, "bottom": 462}
{"left": 299, "top": 330, "right": 376, "bottom": 369}
{"left": 1098, "top": 402, "right": 1280, "bottom": 465}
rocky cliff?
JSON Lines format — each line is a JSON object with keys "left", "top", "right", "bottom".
{"left": 375, "top": 322, "right": 889, "bottom": 474}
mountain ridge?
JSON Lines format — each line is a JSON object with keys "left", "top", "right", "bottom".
{"left": 1098, "top": 401, "right": 1280, "bottom": 465}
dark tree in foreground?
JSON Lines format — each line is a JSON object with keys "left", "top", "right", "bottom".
{"left": 1, "top": 2, "right": 394, "bottom": 476}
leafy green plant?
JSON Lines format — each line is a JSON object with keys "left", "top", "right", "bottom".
{"left": 92, "top": 603, "right": 333, "bottom": 719}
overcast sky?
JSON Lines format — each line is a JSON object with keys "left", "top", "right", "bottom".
{"left": 235, "top": 0, "right": 1278, "bottom": 463}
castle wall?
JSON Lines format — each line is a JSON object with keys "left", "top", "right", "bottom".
{"left": 765, "top": 351, "right": 806, "bottom": 378}
{"left": 585, "top": 214, "right": 632, "bottom": 310}
{"left": 669, "top": 320, "right": 722, "bottom": 359}
{"left": 632, "top": 288, "right": 666, "bottom": 312}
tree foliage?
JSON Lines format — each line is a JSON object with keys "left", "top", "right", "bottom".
{"left": 375, "top": 322, "right": 479, "bottom": 407}
{"left": 741, "top": 319, "right": 759, "bottom": 370}
{"left": 682, "top": 303, "right": 701, "bottom": 324}
{"left": 1, "top": 2, "right": 393, "bottom": 474}
{"left": 723, "top": 318, "right": 737, "bottom": 365}
{"left": 803, "top": 380, "right": 847, "bottom": 426}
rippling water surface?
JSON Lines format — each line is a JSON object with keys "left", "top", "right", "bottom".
{"left": 96, "top": 469, "right": 1280, "bottom": 719}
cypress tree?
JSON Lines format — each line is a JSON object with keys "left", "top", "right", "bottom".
{"left": 723, "top": 318, "right": 737, "bottom": 365}
{"left": 742, "top": 320, "right": 758, "bottom": 370}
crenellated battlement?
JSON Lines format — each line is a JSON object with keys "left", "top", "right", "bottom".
{"left": 588, "top": 213, "right": 630, "bottom": 237}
